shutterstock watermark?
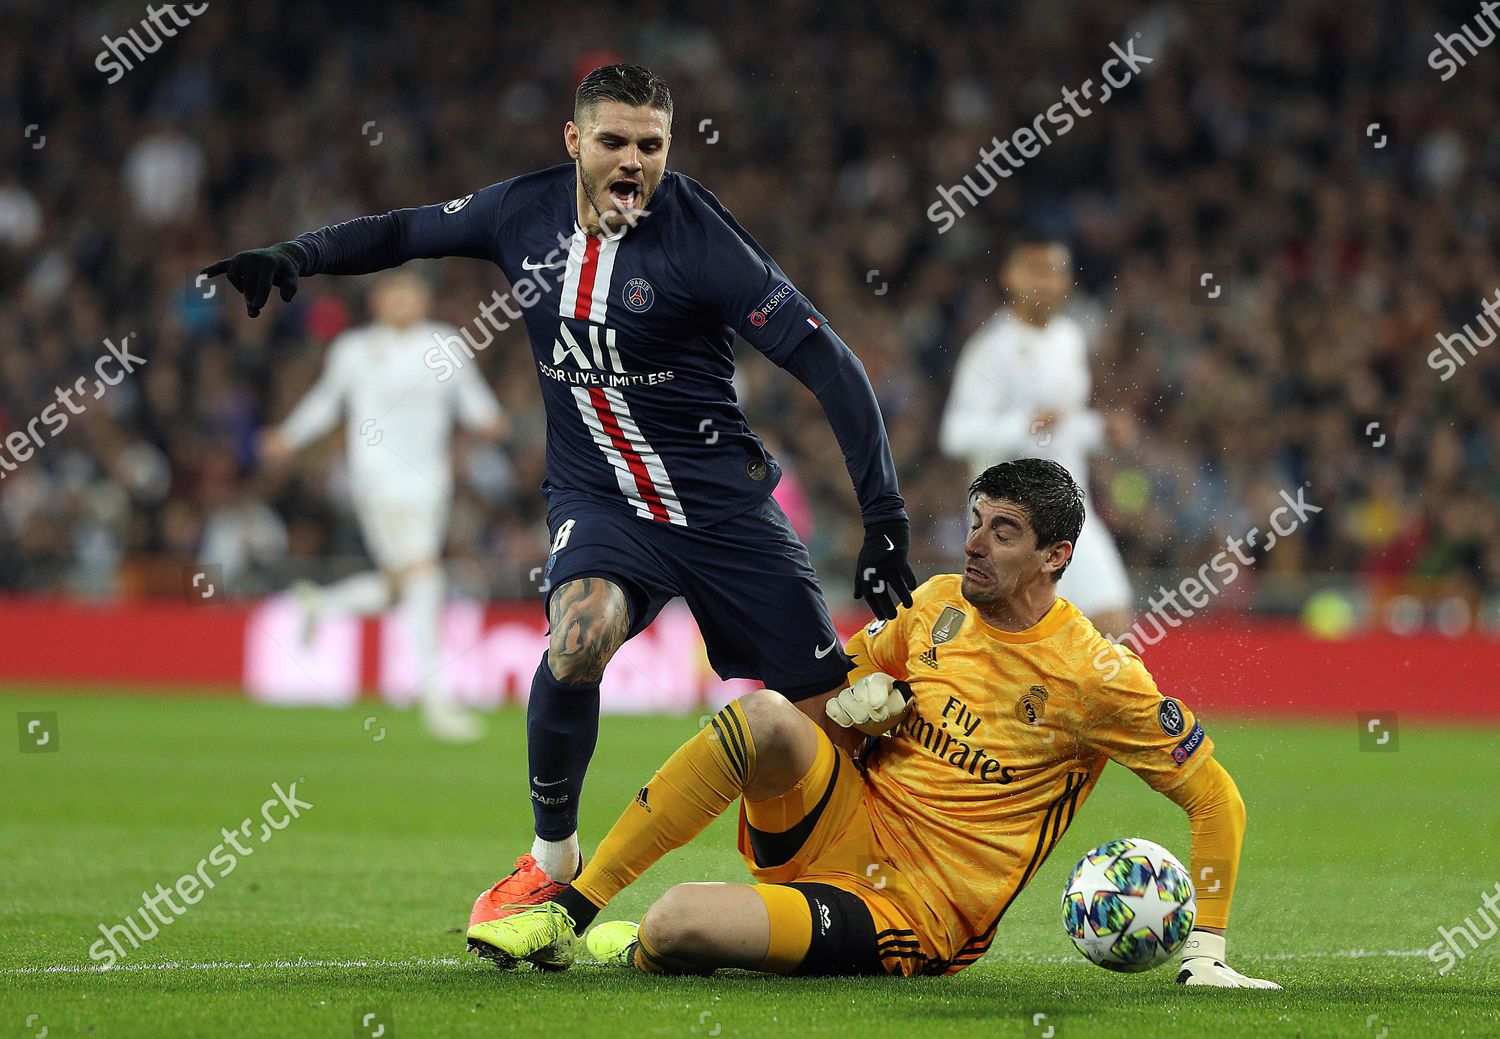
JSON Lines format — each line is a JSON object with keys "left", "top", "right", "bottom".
{"left": 87, "top": 780, "right": 312, "bottom": 967}
{"left": 95, "top": 3, "right": 210, "bottom": 84}
{"left": 928, "top": 36, "right": 1153, "bottom": 233}
{"left": 1428, "top": 881, "right": 1500, "bottom": 974}
{"left": 0, "top": 334, "right": 146, "bottom": 481}
{"left": 424, "top": 230, "right": 571, "bottom": 382}
{"left": 1427, "top": 286, "right": 1499, "bottom": 381}
{"left": 1093, "top": 486, "right": 1322, "bottom": 679}
{"left": 1428, "top": 2, "right": 1500, "bottom": 81}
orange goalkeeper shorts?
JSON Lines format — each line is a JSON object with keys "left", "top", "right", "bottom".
{"left": 736, "top": 726, "right": 946, "bottom": 976}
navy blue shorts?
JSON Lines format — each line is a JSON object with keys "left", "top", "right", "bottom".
{"left": 540, "top": 494, "right": 851, "bottom": 700}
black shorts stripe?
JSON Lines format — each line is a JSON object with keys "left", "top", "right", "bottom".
{"left": 710, "top": 717, "right": 746, "bottom": 782}
{"left": 745, "top": 753, "right": 841, "bottom": 868}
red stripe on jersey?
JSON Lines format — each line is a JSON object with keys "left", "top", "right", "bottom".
{"left": 586, "top": 387, "right": 670, "bottom": 522}
{"left": 572, "top": 235, "right": 602, "bottom": 320}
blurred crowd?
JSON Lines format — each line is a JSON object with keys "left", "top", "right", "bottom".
{"left": 1, "top": 0, "right": 1496, "bottom": 620}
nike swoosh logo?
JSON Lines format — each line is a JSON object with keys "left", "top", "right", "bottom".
{"left": 814, "top": 641, "right": 839, "bottom": 659}
{"left": 883, "top": 535, "right": 895, "bottom": 551}
{"left": 532, "top": 777, "right": 568, "bottom": 787}
{"left": 521, "top": 257, "right": 564, "bottom": 270}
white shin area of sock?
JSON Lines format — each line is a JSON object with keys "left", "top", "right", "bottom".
{"left": 531, "top": 834, "right": 580, "bottom": 880}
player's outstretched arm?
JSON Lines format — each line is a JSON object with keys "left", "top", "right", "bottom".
{"left": 781, "top": 326, "right": 916, "bottom": 619}
{"left": 1162, "top": 757, "right": 1281, "bottom": 989}
{"left": 202, "top": 183, "right": 506, "bottom": 317}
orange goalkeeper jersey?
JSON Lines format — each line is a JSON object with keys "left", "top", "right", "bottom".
{"left": 844, "top": 574, "right": 1215, "bottom": 970}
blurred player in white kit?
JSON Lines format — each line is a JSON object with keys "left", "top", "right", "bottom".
{"left": 939, "top": 233, "right": 1132, "bottom": 636}
{"left": 260, "top": 271, "right": 507, "bottom": 742}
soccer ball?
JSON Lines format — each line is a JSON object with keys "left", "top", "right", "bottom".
{"left": 1062, "top": 837, "right": 1196, "bottom": 972}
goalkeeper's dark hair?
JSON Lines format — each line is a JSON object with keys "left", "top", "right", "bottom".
{"left": 968, "top": 459, "right": 1085, "bottom": 577}
{"left": 575, "top": 64, "right": 673, "bottom": 126}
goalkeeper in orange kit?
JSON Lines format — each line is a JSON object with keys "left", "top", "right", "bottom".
{"left": 467, "top": 458, "right": 1280, "bottom": 987}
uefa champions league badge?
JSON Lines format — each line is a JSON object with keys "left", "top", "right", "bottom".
{"left": 622, "top": 277, "right": 654, "bottom": 313}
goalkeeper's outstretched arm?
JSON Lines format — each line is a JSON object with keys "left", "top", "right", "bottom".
{"left": 1162, "top": 757, "right": 1282, "bottom": 989}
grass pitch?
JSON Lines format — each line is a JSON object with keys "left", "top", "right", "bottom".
{"left": 3, "top": 690, "right": 1497, "bottom": 1038}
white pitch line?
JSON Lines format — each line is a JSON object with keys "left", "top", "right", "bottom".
{"left": 3, "top": 949, "right": 1443, "bottom": 975}
{"left": 1003, "top": 948, "right": 1436, "bottom": 964}
{"left": 2, "top": 956, "right": 466, "bottom": 975}
{"left": 1247, "top": 948, "right": 1438, "bottom": 961}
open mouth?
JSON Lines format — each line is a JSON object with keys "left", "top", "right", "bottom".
{"left": 964, "top": 564, "right": 991, "bottom": 582}
{"left": 608, "top": 179, "right": 641, "bottom": 209}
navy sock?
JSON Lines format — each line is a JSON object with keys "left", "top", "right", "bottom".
{"left": 526, "top": 656, "right": 601, "bottom": 841}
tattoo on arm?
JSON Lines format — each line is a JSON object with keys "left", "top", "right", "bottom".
{"left": 547, "top": 578, "right": 629, "bottom": 683}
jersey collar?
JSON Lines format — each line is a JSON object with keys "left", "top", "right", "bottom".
{"left": 972, "top": 597, "right": 1073, "bottom": 643}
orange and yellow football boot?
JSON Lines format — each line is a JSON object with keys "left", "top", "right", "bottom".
{"left": 467, "top": 855, "right": 577, "bottom": 969}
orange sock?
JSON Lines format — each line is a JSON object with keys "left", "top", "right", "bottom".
{"left": 572, "top": 701, "right": 755, "bottom": 910}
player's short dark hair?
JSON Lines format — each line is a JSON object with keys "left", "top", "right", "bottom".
{"left": 1006, "top": 226, "right": 1070, "bottom": 260}
{"left": 575, "top": 64, "right": 673, "bottom": 126}
{"left": 968, "top": 459, "right": 1085, "bottom": 577}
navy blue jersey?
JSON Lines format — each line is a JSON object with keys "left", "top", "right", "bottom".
{"left": 294, "top": 163, "right": 903, "bottom": 527}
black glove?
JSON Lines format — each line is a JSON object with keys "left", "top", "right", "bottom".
{"left": 200, "top": 242, "right": 304, "bottom": 318}
{"left": 854, "top": 518, "right": 918, "bottom": 620}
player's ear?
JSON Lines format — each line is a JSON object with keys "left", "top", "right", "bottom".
{"left": 1044, "top": 540, "right": 1073, "bottom": 577}
{"left": 564, "top": 121, "right": 581, "bottom": 160}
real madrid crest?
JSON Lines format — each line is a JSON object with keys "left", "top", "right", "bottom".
{"left": 1015, "top": 684, "right": 1049, "bottom": 725}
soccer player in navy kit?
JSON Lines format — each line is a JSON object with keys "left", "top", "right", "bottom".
{"left": 201, "top": 64, "right": 917, "bottom": 957}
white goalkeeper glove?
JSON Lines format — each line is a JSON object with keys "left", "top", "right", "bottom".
{"left": 1176, "top": 930, "right": 1282, "bottom": 989}
{"left": 826, "top": 673, "right": 912, "bottom": 736}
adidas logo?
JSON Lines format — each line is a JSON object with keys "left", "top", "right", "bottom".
{"left": 635, "top": 786, "right": 652, "bottom": 813}
{"left": 919, "top": 647, "right": 939, "bottom": 669}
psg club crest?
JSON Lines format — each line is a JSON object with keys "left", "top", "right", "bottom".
{"left": 623, "top": 277, "right": 654, "bottom": 313}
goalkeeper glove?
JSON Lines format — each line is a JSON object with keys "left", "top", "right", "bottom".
{"left": 1176, "top": 930, "right": 1282, "bottom": 989}
{"left": 200, "top": 242, "right": 305, "bottom": 317}
{"left": 826, "top": 672, "right": 913, "bottom": 736}
{"left": 854, "top": 518, "right": 918, "bottom": 620}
